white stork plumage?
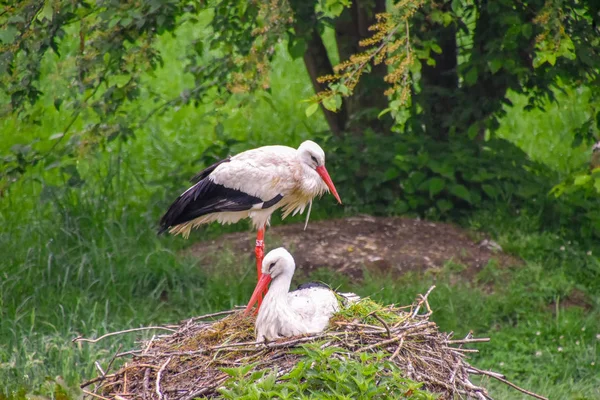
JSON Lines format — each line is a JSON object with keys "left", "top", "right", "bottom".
{"left": 245, "top": 247, "right": 358, "bottom": 342}
{"left": 159, "top": 140, "right": 342, "bottom": 306}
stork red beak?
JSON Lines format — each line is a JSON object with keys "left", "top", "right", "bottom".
{"left": 316, "top": 165, "right": 342, "bottom": 204}
{"left": 244, "top": 274, "right": 272, "bottom": 315}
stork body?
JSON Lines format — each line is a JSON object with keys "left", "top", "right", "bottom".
{"left": 246, "top": 248, "right": 356, "bottom": 342}
{"left": 159, "top": 141, "right": 341, "bottom": 307}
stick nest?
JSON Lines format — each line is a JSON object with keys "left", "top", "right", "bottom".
{"left": 79, "top": 287, "right": 546, "bottom": 400}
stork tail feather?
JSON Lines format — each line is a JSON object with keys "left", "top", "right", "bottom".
{"left": 304, "top": 200, "right": 312, "bottom": 231}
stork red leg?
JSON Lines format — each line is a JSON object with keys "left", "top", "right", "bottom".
{"left": 253, "top": 226, "right": 266, "bottom": 311}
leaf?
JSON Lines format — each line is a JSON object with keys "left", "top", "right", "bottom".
{"left": 573, "top": 174, "right": 591, "bottom": 186}
{"left": 427, "top": 177, "right": 445, "bottom": 197}
{"left": 378, "top": 108, "right": 392, "bottom": 119}
{"left": 550, "top": 182, "right": 566, "bottom": 198}
{"left": 464, "top": 67, "right": 478, "bottom": 86}
{"left": 54, "top": 98, "right": 63, "bottom": 111}
{"left": 322, "top": 96, "right": 339, "bottom": 112}
{"left": 436, "top": 199, "right": 453, "bottom": 213}
{"left": 49, "top": 133, "right": 64, "bottom": 140}
{"left": 467, "top": 123, "right": 480, "bottom": 139}
{"left": 449, "top": 184, "right": 472, "bottom": 203}
{"left": 430, "top": 43, "right": 442, "bottom": 54}
{"left": 337, "top": 84, "right": 350, "bottom": 96}
{"left": 39, "top": 0, "right": 54, "bottom": 21}
{"left": 305, "top": 103, "right": 319, "bottom": 117}
{"left": 482, "top": 184, "right": 499, "bottom": 199}
{"left": 594, "top": 178, "right": 600, "bottom": 194}
{"left": 334, "top": 94, "right": 342, "bottom": 109}
{"left": 0, "top": 26, "right": 18, "bottom": 45}
{"left": 384, "top": 167, "right": 400, "bottom": 181}
{"left": 287, "top": 38, "right": 307, "bottom": 60}
{"left": 489, "top": 59, "right": 502, "bottom": 74}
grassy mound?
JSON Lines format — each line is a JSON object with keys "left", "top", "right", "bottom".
{"left": 79, "top": 288, "right": 546, "bottom": 400}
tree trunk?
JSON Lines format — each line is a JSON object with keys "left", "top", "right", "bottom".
{"left": 302, "top": 29, "right": 348, "bottom": 136}
{"left": 334, "top": 0, "right": 391, "bottom": 133}
{"left": 289, "top": 0, "right": 347, "bottom": 136}
{"left": 413, "top": 0, "right": 458, "bottom": 140}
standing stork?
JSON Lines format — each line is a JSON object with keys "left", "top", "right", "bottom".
{"left": 159, "top": 140, "right": 342, "bottom": 305}
{"left": 246, "top": 247, "right": 358, "bottom": 342}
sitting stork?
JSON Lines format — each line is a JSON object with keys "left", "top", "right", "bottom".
{"left": 246, "top": 247, "right": 358, "bottom": 342}
{"left": 159, "top": 141, "right": 342, "bottom": 306}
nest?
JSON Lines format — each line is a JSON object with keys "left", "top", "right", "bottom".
{"left": 78, "top": 287, "right": 546, "bottom": 400}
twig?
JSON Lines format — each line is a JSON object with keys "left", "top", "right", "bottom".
{"left": 116, "top": 349, "right": 142, "bottom": 358}
{"left": 476, "top": 370, "right": 548, "bottom": 400}
{"left": 333, "top": 321, "right": 386, "bottom": 331}
{"left": 412, "top": 285, "right": 436, "bottom": 318}
{"left": 447, "top": 338, "right": 490, "bottom": 344}
{"left": 448, "top": 347, "right": 479, "bottom": 353}
{"left": 155, "top": 357, "right": 172, "bottom": 400}
{"left": 369, "top": 312, "right": 391, "bottom": 338}
{"left": 123, "top": 363, "right": 128, "bottom": 394}
{"left": 94, "top": 361, "right": 105, "bottom": 376}
{"left": 189, "top": 309, "right": 240, "bottom": 322}
{"left": 82, "top": 389, "right": 112, "bottom": 400}
{"left": 80, "top": 374, "right": 116, "bottom": 389}
{"left": 358, "top": 334, "right": 403, "bottom": 353}
{"left": 142, "top": 368, "right": 151, "bottom": 400}
{"left": 143, "top": 335, "right": 156, "bottom": 355}
{"left": 389, "top": 337, "right": 405, "bottom": 361}
{"left": 467, "top": 367, "right": 505, "bottom": 379}
{"left": 74, "top": 327, "right": 176, "bottom": 344}
{"left": 103, "top": 344, "right": 123, "bottom": 379}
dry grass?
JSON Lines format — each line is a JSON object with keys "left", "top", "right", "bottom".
{"left": 78, "top": 288, "right": 547, "bottom": 400}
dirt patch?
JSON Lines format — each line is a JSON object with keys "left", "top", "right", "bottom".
{"left": 549, "top": 288, "right": 593, "bottom": 312}
{"left": 188, "top": 215, "right": 521, "bottom": 280}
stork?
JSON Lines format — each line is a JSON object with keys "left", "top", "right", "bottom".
{"left": 245, "top": 247, "right": 358, "bottom": 342}
{"left": 159, "top": 140, "right": 342, "bottom": 305}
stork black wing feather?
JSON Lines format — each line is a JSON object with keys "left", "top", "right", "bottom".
{"left": 158, "top": 177, "right": 261, "bottom": 234}
{"left": 159, "top": 176, "right": 283, "bottom": 234}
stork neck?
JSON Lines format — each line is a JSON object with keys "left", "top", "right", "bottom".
{"left": 264, "top": 272, "right": 293, "bottom": 305}
{"left": 300, "top": 164, "right": 326, "bottom": 197}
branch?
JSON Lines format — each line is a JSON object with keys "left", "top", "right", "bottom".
{"left": 73, "top": 326, "right": 176, "bottom": 344}
{"left": 411, "top": 285, "right": 436, "bottom": 318}
{"left": 369, "top": 312, "right": 391, "bottom": 338}
{"left": 82, "top": 389, "right": 112, "bottom": 400}
{"left": 474, "top": 369, "right": 549, "bottom": 400}
{"left": 155, "top": 357, "right": 172, "bottom": 400}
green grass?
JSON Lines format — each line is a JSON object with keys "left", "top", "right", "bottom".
{"left": 2, "top": 14, "right": 600, "bottom": 400}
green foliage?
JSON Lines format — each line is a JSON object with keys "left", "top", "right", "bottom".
{"left": 407, "top": 0, "right": 600, "bottom": 140}
{"left": 321, "top": 129, "right": 552, "bottom": 219}
{"left": 219, "top": 346, "right": 433, "bottom": 399}
{"left": 549, "top": 169, "right": 600, "bottom": 239}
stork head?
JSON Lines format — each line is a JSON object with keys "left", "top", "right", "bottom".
{"left": 261, "top": 247, "right": 295, "bottom": 278}
{"left": 245, "top": 248, "right": 295, "bottom": 314}
{"left": 297, "top": 140, "right": 342, "bottom": 204}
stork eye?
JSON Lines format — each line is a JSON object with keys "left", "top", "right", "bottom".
{"left": 310, "top": 155, "right": 318, "bottom": 164}
{"left": 269, "top": 262, "right": 276, "bottom": 271}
